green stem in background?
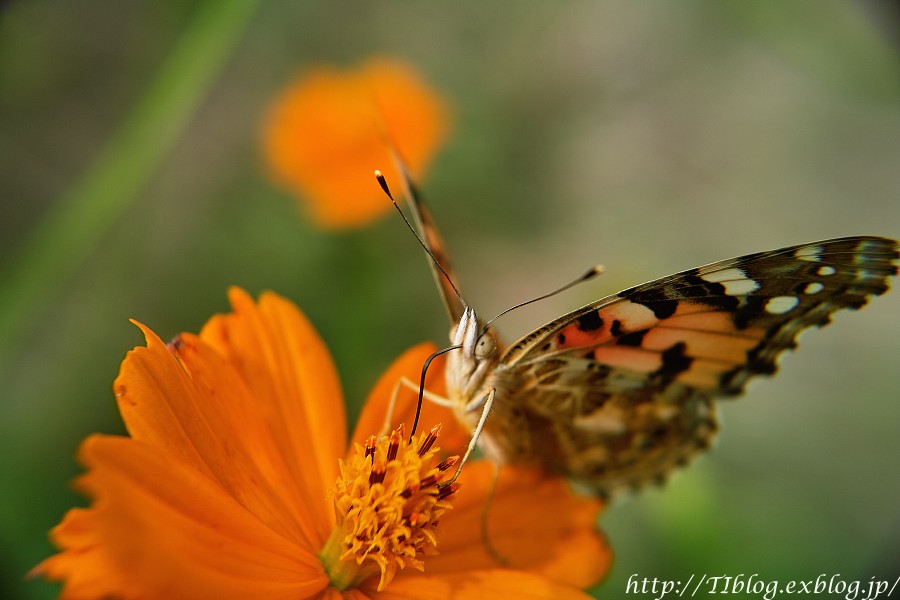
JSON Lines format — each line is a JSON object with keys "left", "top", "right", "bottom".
{"left": 0, "top": 0, "right": 260, "bottom": 369}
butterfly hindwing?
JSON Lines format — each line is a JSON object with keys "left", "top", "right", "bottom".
{"left": 484, "top": 236, "right": 898, "bottom": 493}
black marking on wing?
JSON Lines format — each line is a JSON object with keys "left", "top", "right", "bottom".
{"left": 617, "top": 330, "right": 647, "bottom": 347}
{"left": 658, "top": 342, "right": 692, "bottom": 379}
{"left": 610, "top": 319, "right": 624, "bottom": 336}
{"left": 577, "top": 311, "right": 604, "bottom": 331}
{"left": 627, "top": 293, "right": 678, "bottom": 319}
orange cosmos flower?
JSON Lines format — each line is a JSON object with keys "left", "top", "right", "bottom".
{"left": 262, "top": 58, "right": 449, "bottom": 229}
{"left": 34, "top": 288, "right": 610, "bottom": 599}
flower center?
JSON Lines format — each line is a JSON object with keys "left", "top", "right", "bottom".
{"left": 319, "top": 424, "right": 459, "bottom": 591}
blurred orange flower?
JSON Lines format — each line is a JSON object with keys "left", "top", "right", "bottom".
{"left": 34, "top": 288, "right": 610, "bottom": 599}
{"left": 263, "top": 58, "right": 449, "bottom": 229}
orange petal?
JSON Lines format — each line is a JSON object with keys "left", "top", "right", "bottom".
{"left": 261, "top": 57, "right": 449, "bottom": 229}
{"left": 32, "top": 508, "right": 133, "bottom": 598}
{"left": 113, "top": 293, "right": 338, "bottom": 549}
{"left": 113, "top": 321, "right": 218, "bottom": 479}
{"left": 425, "top": 462, "right": 611, "bottom": 590}
{"left": 371, "top": 570, "right": 596, "bottom": 599}
{"left": 200, "top": 288, "right": 347, "bottom": 516}
{"left": 169, "top": 330, "right": 336, "bottom": 549}
{"left": 36, "top": 435, "right": 326, "bottom": 600}
{"left": 351, "top": 342, "right": 470, "bottom": 455}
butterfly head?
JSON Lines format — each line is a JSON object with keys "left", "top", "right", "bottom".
{"left": 446, "top": 307, "right": 500, "bottom": 403}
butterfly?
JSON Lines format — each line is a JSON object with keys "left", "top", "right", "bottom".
{"left": 387, "top": 168, "right": 898, "bottom": 496}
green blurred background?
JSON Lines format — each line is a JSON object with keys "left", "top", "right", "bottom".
{"left": 2, "top": 1, "right": 899, "bottom": 598}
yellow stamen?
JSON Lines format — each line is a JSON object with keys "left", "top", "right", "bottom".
{"left": 319, "top": 424, "right": 458, "bottom": 591}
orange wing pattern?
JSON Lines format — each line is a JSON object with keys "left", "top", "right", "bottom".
{"left": 481, "top": 237, "right": 897, "bottom": 493}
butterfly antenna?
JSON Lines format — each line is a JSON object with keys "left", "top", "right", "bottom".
{"left": 410, "top": 344, "right": 462, "bottom": 438}
{"left": 480, "top": 265, "right": 604, "bottom": 335}
{"left": 375, "top": 170, "right": 465, "bottom": 307}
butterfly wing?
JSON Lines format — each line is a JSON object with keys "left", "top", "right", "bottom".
{"left": 390, "top": 148, "right": 467, "bottom": 324}
{"left": 485, "top": 236, "right": 898, "bottom": 494}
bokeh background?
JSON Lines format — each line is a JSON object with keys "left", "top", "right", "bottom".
{"left": 2, "top": 1, "right": 899, "bottom": 598}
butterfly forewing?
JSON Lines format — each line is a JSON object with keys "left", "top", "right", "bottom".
{"left": 482, "top": 236, "right": 897, "bottom": 493}
{"left": 391, "top": 151, "right": 466, "bottom": 323}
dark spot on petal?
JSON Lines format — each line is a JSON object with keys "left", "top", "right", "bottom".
{"left": 558, "top": 333, "right": 566, "bottom": 345}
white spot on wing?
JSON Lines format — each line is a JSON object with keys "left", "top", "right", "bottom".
{"left": 605, "top": 301, "right": 658, "bottom": 329}
{"left": 856, "top": 239, "right": 879, "bottom": 255}
{"left": 818, "top": 265, "right": 837, "bottom": 276}
{"left": 795, "top": 245, "right": 822, "bottom": 262}
{"left": 701, "top": 267, "right": 761, "bottom": 296}
{"left": 765, "top": 295, "right": 800, "bottom": 314}
{"left": 856, "top": 269, "right": 878, "bottom": 281}
{"left": 804, "top": 282, "right": 825, "bottom": 294}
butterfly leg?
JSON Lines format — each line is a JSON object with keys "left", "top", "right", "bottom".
{"left": 439, "top": 389, "right": 507, "bottom": 564}
{"left": 379, "top": 376, "right": 455, "bottom": 436}
{"left": 445, "top": 386, "right": 495, "bottom": 486}
{"left": 480, "top": 460, "right": 508, "bottom": 565}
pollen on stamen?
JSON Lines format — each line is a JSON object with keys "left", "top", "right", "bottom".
{"left": 418, "top": 424, "right": 442, "bottom": 456}
{"left": 436, "top": 455, "right": 459, "bottom": 471}
{"left": 319, "top": 424, "right": 459, "bottom": 592}
{"left": 437, "top": 482, "right": 459, "bottom": 501}
{"left": 386, "top": 426, "right": 402, "bottom": 461}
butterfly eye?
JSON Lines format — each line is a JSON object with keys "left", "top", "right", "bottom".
{"left": 475, "top": 334, "right": 496, "bottom": 359}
